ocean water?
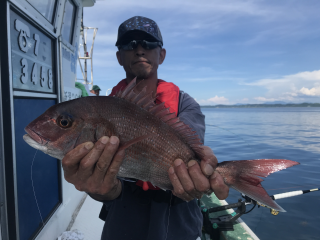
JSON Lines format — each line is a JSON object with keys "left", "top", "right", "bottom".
{"left": 202, "top": 107, "right": 320, "bottom": 240}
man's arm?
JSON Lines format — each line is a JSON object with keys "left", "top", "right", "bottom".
{"left": 62, "top": 136, "right": 125, "bottom": 202}
{"left": 168, "top": 92, "right": 229, "bottom": 201}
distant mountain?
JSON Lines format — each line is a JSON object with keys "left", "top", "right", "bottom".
{"left": 201, "top": 102, "right": 320, "bottom": 108}
{"left": 234, "top": 101, "right": 293, "bottom": 105}
{"left": 262, "top": 101, "right": 287, "bottom": 105}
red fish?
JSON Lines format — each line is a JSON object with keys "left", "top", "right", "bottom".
{"left": 23, "top": 78, "right": 299, "bottom": 212}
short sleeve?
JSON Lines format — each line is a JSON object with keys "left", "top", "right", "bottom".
{"left": 177, "top": 92, "right": 205, "bottom": 144}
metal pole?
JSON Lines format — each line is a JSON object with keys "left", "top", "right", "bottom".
{"left": 77, "top": 10, "right": 98, "bottom": 88}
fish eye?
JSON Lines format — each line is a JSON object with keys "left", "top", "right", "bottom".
{"left": 57, "top": 114, "right": 73, "bottom": 128}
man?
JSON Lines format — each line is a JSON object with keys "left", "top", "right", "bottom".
{"left": 90, "top": 85, "right": 101, "bottom": 96}
{"left": 62, "top": 16, "right": 229, "bottom": 240}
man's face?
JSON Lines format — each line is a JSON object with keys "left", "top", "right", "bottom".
{"left": 90, "top": 90, "right": 100, "bottom": 96}
{"left": 116, "top": 32, "right": 166, "bottom": 80}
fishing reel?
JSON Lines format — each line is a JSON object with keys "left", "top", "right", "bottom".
{"left": 200, "top": 194, "right": 276, "bottom": 239}
{"left": 241, "top": 194, "right": 280, "bottom": 216}
{"left": 200, "top": 197, "right": 247, "bottom": 239}
{"left": 201, "top": 187, "right": 320, "bottom": 239}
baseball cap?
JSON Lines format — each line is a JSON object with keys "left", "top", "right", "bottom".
{"left": 115, "top": 16, "right": 163, "bottom": 46}
{"left": 92, "top": 85, "right": 101, "bottom": 91}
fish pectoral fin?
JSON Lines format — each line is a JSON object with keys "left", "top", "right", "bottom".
{"left": 118, "top": 133, "right": 155, "bottom": 151}
{"left": 95, "top": 124, "right": 107, "bottom": 141}
{"left": 75, "top": 127, "right": 96, "bottom": 147}
{"left": 95, "top": 122, "right": 115, "bottom": 141}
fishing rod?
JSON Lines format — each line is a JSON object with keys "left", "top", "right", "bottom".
{"left": 259, "top": 187, "right": 320, "bottom": 215}
{"left": 201, "top": 187, "right": 320, "bottom": 239}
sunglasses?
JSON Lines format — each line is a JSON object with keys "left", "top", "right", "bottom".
{"left": 118, "top": 40, "right": 162, "bottom": 50}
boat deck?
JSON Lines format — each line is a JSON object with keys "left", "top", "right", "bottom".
{"left": 69, "top": 194, "right": 104, "bottom": 240}
{"left": 67, "top": 193, "right": 259, "bottom": 240}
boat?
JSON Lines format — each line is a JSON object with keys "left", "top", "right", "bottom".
{"left": 0, "top": 1, "right": 259, "bottom": 239}
{"left": 0, "top": 0, "right": 97, "bottom": 239}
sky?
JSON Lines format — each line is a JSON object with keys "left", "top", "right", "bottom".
{"left": 77, "top": 0, "right": 320, "bottom": 105}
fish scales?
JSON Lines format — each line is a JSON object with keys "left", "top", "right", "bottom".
{"left": 106, "top": 97, "right": 196, "bottom": 189}
{"left": 23, "top": 78, "right": 300, "bottom": 212}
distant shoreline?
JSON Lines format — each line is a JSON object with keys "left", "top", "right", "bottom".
{"left": 200, "top": 103, "right": 320, "bottom": 108}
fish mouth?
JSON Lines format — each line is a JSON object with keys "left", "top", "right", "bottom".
{"left": 24, "top": 127, "right": 48, "bottom": 145}
{"left": 23, "top": 134, "right": 64, "bottom": 160}
{"left": 23, "top": 134, "right": 48, "bottom": 153}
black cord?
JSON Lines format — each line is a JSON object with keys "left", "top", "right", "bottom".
{"left": 244, "top": 202, "right": 257, "bottom": 214}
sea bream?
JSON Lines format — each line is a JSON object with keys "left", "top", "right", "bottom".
{"left": 23, "top": 78, "right": 299, "bottom": 212}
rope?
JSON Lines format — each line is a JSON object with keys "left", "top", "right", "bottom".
{"left": 31, "top": 150, "right": 44, "bottom": 224}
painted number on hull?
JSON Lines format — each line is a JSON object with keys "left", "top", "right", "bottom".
{"left": 40, "top": 66, "right": 45, "bottom": 87}
{"left": 31, "top": 63, "right": 38, "bottom": 85}
{"left": 19, "top": 58, "right": 53, "bottom": 89}
{"left": 20, "top": 58, "right": 28, "bottom": 84}
{"left": 15, "top": 19, "right": 30, "bottom": 53}
{"left": 14, "top": 19, "right": 53, "bottom": 90}
{"left": 33, "top": 34, "right": 40, "bottom": 56}
{"left": 48, "top": 69, "right": 53, "bottom": 89}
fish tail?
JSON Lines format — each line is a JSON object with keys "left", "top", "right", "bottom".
{"left": 216, "top": 159, "right": 300, "bottom": 212}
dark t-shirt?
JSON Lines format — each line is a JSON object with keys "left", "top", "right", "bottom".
{"left": 100, "top": 91, "right": 206, "bottom": 240}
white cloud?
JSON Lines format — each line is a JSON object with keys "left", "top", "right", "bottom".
{"left": 196, "top": 96, "right": 229, "bottom": 105}
{"left": 247, "top": 70, "right": 320, "bottom": 87}
{"left": 300, "top": 86, "right": 320, "bottom": 96}
{"left": 245, "top": 70, "right": 320, "bottom": 101}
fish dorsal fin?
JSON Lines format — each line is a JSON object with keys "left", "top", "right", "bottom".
{"left": 120, "top": 77, "right": 137, "bottom": 98}
{"left": 115, "top": 78, "right": 204, "bottom": 158}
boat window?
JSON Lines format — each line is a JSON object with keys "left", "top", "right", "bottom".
{"left": 61, "top": 0, "right": 76, "bottom": 44}
{"left": 27, "top": 0, "right": 57, "bottom": 23}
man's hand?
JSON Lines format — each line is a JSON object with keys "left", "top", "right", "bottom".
{"left": 168, "top": 146, "right": 229, "bottom": 201}
{"left": 62, "top": 136, "right": 124, "bottom": 201}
